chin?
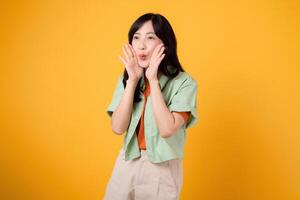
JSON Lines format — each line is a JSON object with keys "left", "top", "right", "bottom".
{"left": 138, "top": 61, "right": 149, "bottom": 68}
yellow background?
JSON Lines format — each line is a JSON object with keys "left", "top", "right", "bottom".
{"left": 1, "top": 0, "right": 299, "bottom": 199}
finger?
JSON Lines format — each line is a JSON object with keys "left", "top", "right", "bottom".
{"left": 128, "top": 44, "right": 137, "bottom": 59}
{"left": 152, "top": 43, "right": 161, "bottom": 55}
{"left": 124, "top": 43, "right": 133, "bottom": 59}
{"left": 153, "top": 43, "right": 164, "bottom": 57}
{"left": 118, "top": 54, "right": 127, "bottom": 65}
{"left": 122, "top": 44, "right": 130, "bottom": 61}
{"left": 156, "top": 50, "right": 165, "bottom": 61}
{"left": 152, "top": 44, "right": 164, "bottom": 61}
{"left": 153, "top": 44, "right": 163, "bottom": 58}
{"left": 157, "top": 45, "right": 165, "bottom": 57}
{"left": 128, "top": 44, "right": 139, "bottom": 63}
{"left": 159, "top": 53, "right": 165, "bottom": 61}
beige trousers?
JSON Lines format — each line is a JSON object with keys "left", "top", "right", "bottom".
{"left": 103, "top": 148, "right": 183, "bottom": 200}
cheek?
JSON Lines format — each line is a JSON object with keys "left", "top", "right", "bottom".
{"left": 148, "top": 43, "right": 161, "bottom": 55}
{"left": 132, "top": 47, "right": 138, "bottom": 53}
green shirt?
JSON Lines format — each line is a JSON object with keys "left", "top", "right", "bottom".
{"left": 106, "top": 69, "right": 198, "bottom": 163}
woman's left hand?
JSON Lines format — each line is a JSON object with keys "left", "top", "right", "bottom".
{"left": 145, "top": 43, "right": 166, "bottom": 81}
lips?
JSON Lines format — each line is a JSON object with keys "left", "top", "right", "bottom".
{"left": 138, "top": 54, "right": 148, "bottom": 60}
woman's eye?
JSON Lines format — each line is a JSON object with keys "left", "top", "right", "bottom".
{"left": 148, "top": 36, "right": 154, "bottom": 40}
{"left": 133, "top": 36, "right": 139, "bottom": 39}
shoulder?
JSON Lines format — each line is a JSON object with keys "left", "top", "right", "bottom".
{"left": 170, "top": 71, "right": 197, "bottom": 88}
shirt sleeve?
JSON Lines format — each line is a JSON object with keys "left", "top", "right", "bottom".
{"left": 168, "top": 77, "right": 198, "bottom": 128}
{"left": 106, "top": 75, "right": 124, "bottom": 117}
{"left": 173, "top": 111, "right": 191, "bottom": 124}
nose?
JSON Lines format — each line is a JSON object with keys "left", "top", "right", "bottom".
{"left": 138, "top": 40, "right": 146, "bottom": 50}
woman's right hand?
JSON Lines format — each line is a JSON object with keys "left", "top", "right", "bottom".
{"left": 118, "top": 43, "right": 143, "bottom": 82}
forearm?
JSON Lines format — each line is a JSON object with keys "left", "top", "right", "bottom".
{"left": 111, "top": 79, "right": 138, "bottom": 135}
{"left": 149, "top": 80, "right": 175, "bottom": 137}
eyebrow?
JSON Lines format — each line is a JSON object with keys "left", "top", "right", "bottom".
{"left": 134, "top": 32, "right": 155, "bottom": 35}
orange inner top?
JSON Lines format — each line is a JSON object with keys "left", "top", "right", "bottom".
{"left": 136, "top": 78, "right": 191, "bottom": 150}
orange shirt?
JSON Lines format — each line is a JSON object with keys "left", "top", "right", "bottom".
{"left": 136, "top": 78, "right": 190, "bottom": 150}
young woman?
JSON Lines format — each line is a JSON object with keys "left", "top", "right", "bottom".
{"left": 104, "top": 13, "right": 198, "bottom": 200}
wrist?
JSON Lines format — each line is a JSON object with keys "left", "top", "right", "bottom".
{"left": 126, "top": 79, "right": 138, "bottom": 87}
{"left": 149, "top": 79, "right": 159, "bottom": 85}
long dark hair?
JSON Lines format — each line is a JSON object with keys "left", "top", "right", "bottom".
{"left": 122, "top": 13, "right": 185, "bottom": 103}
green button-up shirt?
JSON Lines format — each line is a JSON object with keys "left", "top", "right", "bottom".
{"left": 106, "top": 69, "right": 198, "bottom": 163}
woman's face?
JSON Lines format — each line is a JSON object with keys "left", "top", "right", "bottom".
{"left": 131, "top": 20, "right": 164, "bottom": 68}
